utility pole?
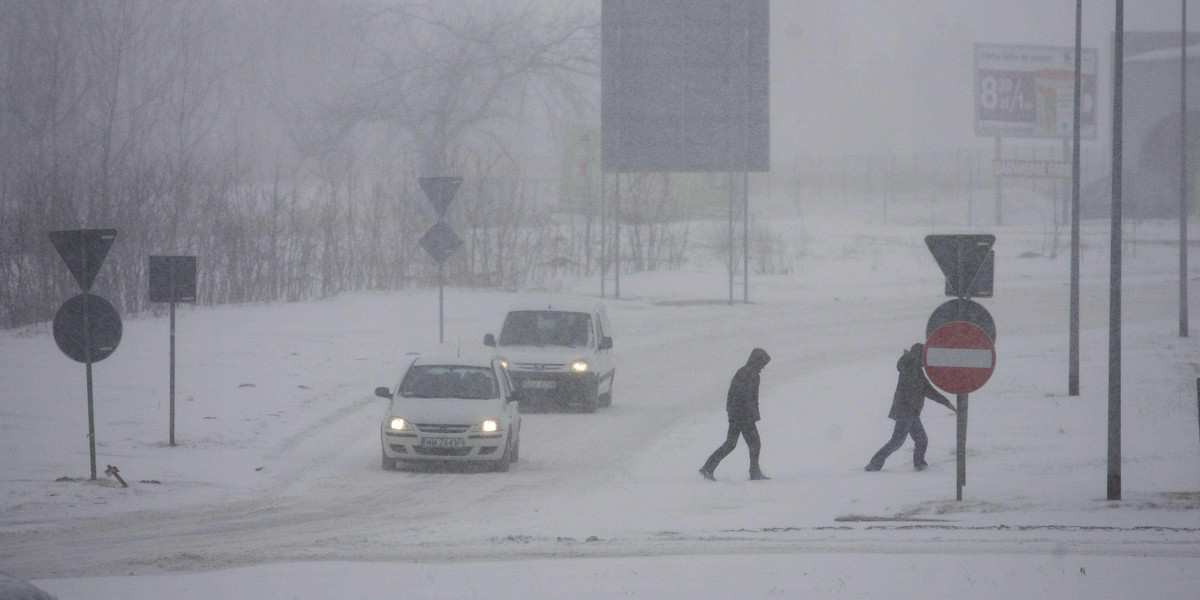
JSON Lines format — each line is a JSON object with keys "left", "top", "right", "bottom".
{"left": 1108, "top": 0, "right": 1125, "bottom": 502}
{"left": 1070, "top": 0, "right": 1083, "bottom": 396}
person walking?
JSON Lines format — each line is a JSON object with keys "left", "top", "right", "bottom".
{"left": 865, "top": 343, "right": 956, "bottom": 472}
{"left": 700, "top": 347, "right": 772, "bottom": 481}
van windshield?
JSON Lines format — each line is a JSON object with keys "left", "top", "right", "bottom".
{"left": 498, "top": 310, "right": 592, "bottom": 348}
{"left": 399, "top": 366, "right": 498, "bottom": 399}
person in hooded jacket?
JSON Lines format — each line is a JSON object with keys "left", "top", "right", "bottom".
{"left": 700, "top": 348, "right": 772, "bottom": 481}
{"left": 865, "top": 343, "right": 956, "bottom": 472}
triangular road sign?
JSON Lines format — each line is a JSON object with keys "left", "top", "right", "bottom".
{"left": 49, "top": 229, "right": 118, "bottom": 291}
{"left": 419, "top": 176, "right": 463, "bottom": 218}
{"left": 925, "top": 234, "right": 994, "bottom": 298}
{"left": 962, "top": 249, "right": 994, "bottom": 298}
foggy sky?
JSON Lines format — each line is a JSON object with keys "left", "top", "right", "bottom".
{"left": 765, "top": 1, "right": 1200, "bottom": 161}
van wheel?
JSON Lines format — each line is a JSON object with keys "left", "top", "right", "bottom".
{"left": 599, "top": 373, "right": 614, "bottom": 407}
{"left": 510, "top": 436, "right": 520, "bottom": 463}
{"left": 381, "top": 449, "right": 397, "bottom": 471}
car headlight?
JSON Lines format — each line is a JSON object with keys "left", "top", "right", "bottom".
{"left": 571, "top": 360, "right": 589, "bottom": 372}
{"left": 387, "top": 417, "right": 410, "bottom": 431}
{"left": 478, "top": 419, "right": 500, "bottom": 433}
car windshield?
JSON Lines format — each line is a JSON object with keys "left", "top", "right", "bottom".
{"left": 398, "top": 366, "right": 498, "bottom": 400}
{"left": 498, "top": 310, "right": 591, "bottom": 348}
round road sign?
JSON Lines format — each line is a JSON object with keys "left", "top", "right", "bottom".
{"left": 926, "top": 298, "right": 996, "bottom": 342}
{"left": 924, "top": 321, "right": 995, "bottom": 394}
{"left": 53, "top": 293, "right": 122, "bottom": 363}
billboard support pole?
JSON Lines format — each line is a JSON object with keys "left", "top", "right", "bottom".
{"left": 615, "top": 173, "right": 621, "bottom": 299}
{"left": 600, "top": 172, "right": 607, "bottom": 298}
{"left": 743, "top": 171, "right": 750, "bottom": 303}
{"left": 994, "top": 136, "right": 1003, "bottom": 226}
{"left": 438, "top": 262, "right": 445, "bottom": 344}
{"left": 729, "top": 172, "right": 735, "bottom": 305}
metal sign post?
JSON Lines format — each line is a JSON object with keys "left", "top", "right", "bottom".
{"left": 956, "top": 393, "right": 968, "bottom": 501}
{"left": 1180, "top": 0, "right": 1190, "bottom": 340}
{"left": 84, "top": 294, "right": 94, "bottom": 480}
{"left": 1070, "top": 0, "right": 1083, "bottom": 395}
{"left": 420, "top": 221, "right": 462, "bottom": 344}
{"left": 924, "top": 234, "right": 997, "bottom": 501}
{"left": 924, "top": 321, "right": 995, "bottom": 502}
{"left": 49, "top": 229, "right": 120, "bottom": 480}
{"left": 418, "top": 177, "right": 464, "bottom": 344}
{"left": 1108, "top": 0, "right": 1125, "bottom": 503}
{"left": 150, "top": 256, "right": 197, "bottom": 446}
{"left": 170, "top": 302, "right": 176, "bottom": 444}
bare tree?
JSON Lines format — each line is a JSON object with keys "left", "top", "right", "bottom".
{"left": 344, "top": 1, "right": 597, "bottom": 175}
{"left": 159, "top": 1, "right": 230, "bottom": 251}
{"left": 0, "top": 1, "right": 644, "bottom": 331}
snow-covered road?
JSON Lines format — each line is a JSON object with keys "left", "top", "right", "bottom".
{"left": 3, "top": 220, "right": 1200, "bottom": 598}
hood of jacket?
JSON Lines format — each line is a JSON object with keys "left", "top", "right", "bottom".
{"left": 897, "top": 343, "right": 924, "bottom": 370}
{"left": 746, "top": 347, "right": 771, "bottom": 371}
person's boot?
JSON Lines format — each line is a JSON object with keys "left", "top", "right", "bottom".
{"left": 749, "top": 465, "right": 770, "bottom": 480}
{"left": 914, "top": 461, "right": 928, "bottom": 472}
{"left": 865, "top": 449, "right": 887, "bottom": 471}
{"left": 699, "top": 454, "right": 721, "bottom": 481}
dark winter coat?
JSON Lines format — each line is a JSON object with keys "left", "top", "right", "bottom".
{"left": 888, "top": 344, "right": 954, "bottom": 419}
{"left": 727, "top": 348, "right": 771, "bottom": 423}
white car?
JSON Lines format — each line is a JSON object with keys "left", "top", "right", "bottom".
{"left": 377, "top": 356, "right": 521, "bottom": 471}
{"left": 484, "top": 296, "right": 614, "bottom": 412}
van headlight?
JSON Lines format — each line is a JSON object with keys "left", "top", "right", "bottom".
{"left": 571, "top": 360, "right": 589, "bottom": 372}
{"left": 387, "top": 417, "right": 410, "bottom": 431}
{"left": 477, "top": 419, "right": 500, "bottom": 433}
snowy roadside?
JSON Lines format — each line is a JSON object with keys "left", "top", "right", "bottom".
{"left": 34, "top": 553, "right": 1200, "bottom": 600}
{"left": 2, "top": 216, "right": 1199, "bottom": 598}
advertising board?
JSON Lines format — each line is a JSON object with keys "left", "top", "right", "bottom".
{"left": 974, "top": 43, "right": 1098, "bottom": 140}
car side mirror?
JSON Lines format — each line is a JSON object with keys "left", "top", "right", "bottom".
{"left": 484, "top": 333, "right": 496, "bottom": 347}
{"left": 599, "top": 336, "right": 613, "bottom": 350}
{"left": 375, "top": 386, "right": 392, "bottom": 399}
{"left": 509, "top": 390, "right": 523, "bottom": 404}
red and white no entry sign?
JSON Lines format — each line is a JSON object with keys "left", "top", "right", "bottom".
{"left": 924, "top": 321, "right": 996, "bottom": 394}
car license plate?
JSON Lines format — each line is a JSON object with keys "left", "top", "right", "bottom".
{"left": 421, "top": 437, "right": 464, "bottom": 448}
{"left": 523, "top": 380, "right": 555, "bottom": 389}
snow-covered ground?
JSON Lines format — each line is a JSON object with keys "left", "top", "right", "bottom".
{"left": 2, "top": 192, "right": 1199, "bottom": 599}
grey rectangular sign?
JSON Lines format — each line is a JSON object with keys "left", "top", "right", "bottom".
{"left": 602, "top": 0, "right": 769, "bottom": 173}
{"left": 149, "top": 256, "right": 197, "bottom": 303}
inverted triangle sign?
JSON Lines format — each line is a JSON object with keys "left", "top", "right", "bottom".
{"left": 49, "top": 229, "right": 118, "bottom": 291}
{"left": 925, "top": 234, "right": 994, "bottom": 298}
{"left": 419, "top": 176, "right": 463, "bottom": 218}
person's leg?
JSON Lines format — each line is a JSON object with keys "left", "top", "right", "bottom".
{"left": 743, "top": 424, "right": 768, "bottom": 479}
{"left": 701, "top": 422, "right": 741, "bottom": 477}
{"left": 910, "top": 417, "right": 929, "bottom": 469}
{"left": 866, "top": 418, "right": 913, "bottom": 471}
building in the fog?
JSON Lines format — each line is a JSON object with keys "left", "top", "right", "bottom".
{"left": 1088, "top": 31, "right": 1200, "bottom": 219}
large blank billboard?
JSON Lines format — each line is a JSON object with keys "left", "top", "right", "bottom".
{"left": 601, "top": 0, "right": 769, "bottom": 173}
